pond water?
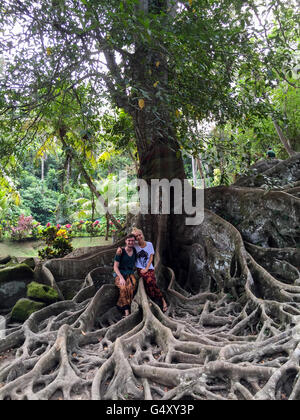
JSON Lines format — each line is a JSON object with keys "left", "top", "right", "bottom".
{"left": 0, "top": 237, "right": 112, "bottom": 258}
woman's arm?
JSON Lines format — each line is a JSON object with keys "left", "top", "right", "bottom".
{"left": 141, "top": 254, "right": 153, "bottom": 273}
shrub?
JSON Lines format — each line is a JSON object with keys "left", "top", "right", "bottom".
{"left": 38, "top": 225, "right": 73, "bottom": 259}
{"left": 31, "top": 222, "right": 43, "bottom": 240}
{"left": 11, "top": 214, "right": 35, "bottom": 241}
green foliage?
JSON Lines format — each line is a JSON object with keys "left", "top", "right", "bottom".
{"left": 271, "top": 84, "right": 300, "bottom": 152}
{"left": 0, "top": 0, "right": 298, "bottom": 196}
{"left": 38, "top": 226, "right": 73, "bottom": 260}
{"left": 1, "top": 1, "right": 297, "bottom": 134}
{"left": 20, "top": 186, "right": 58, "bottom": 225}
{"left": 100, "top": 109, "right": 136, "bottom": 151}
{"left": 0, "top": 171, "right": 21, "bottom": 221}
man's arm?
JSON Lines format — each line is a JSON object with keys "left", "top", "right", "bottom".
{"left": 114, "top": 260, "right": 125, "bottom": 286}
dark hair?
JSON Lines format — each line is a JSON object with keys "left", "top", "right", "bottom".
{"left": 125, "top": 234, "right": 136, "bottom": 240}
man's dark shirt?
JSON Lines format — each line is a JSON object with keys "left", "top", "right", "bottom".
{"left": 114, "top": 248, "right": 136, "bottom": 277}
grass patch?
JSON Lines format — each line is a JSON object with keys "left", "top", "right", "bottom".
{"left": 0, "top": 237, "right": 112, "bottom": 258}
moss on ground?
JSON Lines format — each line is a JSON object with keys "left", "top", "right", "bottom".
{"left": 0, "top": 264, "right": 34, "bottom": 285}
{"left": 27, "top": 281, "right": 59, "bottom": 303}
{"left": 11, "top": 298, "right": 45, "bottom": 322}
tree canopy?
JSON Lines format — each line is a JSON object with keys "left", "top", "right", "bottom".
{"left": 1, "top": 0, "right": 298, "bottom": 167}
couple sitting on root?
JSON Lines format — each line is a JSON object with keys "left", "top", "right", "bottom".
{"left": 113, "top": 228, "right": 168, "bottom": 317}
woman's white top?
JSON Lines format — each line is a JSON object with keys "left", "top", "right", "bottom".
{"left": 134, "top": 241, "right": 155, "bottom": 270}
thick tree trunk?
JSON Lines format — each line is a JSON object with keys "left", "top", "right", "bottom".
{"left": 131, "top": 116, "right": 187, "bottom": 248}
{"left": 131, "top": 92, "right": 186, "bottom": 182}
{"left": 61, "top": 153, "right": 71, "bottom": 193}
{"left": 136, "top": 138, "right": 186, "bottom": 182}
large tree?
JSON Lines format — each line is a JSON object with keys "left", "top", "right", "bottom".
{"left": 0, "top": 0, "right": 300, "bottom": 400}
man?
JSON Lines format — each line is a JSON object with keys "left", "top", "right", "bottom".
{"left": 117, "top": 228, "right": 168, "bottom": 313}
{"left": 114, "top": 234, "right": 137, "bottom": 317}
{"left": 266, "top": 147, "right": 276, "bottom": 159}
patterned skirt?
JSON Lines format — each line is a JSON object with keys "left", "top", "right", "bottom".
{"left": 115, "top": 274, "right": 137, "bottom": 311}
{"left": 137, "top": 268, "right": 163, "bottom": 301}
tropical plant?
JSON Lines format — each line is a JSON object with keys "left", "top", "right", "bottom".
{"left": 38, "top": 226, "right": 73, "bottom": 259}
{"left": 10, "top": 214, "right": 35, "bottom": 241}
{"left": 0, "top": 172, "right": 21, "bottom": 219}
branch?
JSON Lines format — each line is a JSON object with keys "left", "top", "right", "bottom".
{"left": 272, "top": 120, "right": 296, "bottom": 157}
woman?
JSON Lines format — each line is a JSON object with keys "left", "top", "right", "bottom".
{"left": 117, "top": 228, "right": 168, "bottom": 312}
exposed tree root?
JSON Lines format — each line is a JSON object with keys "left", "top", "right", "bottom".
{"left": 0, "top": 157, "right": 299, "bottom": 400}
